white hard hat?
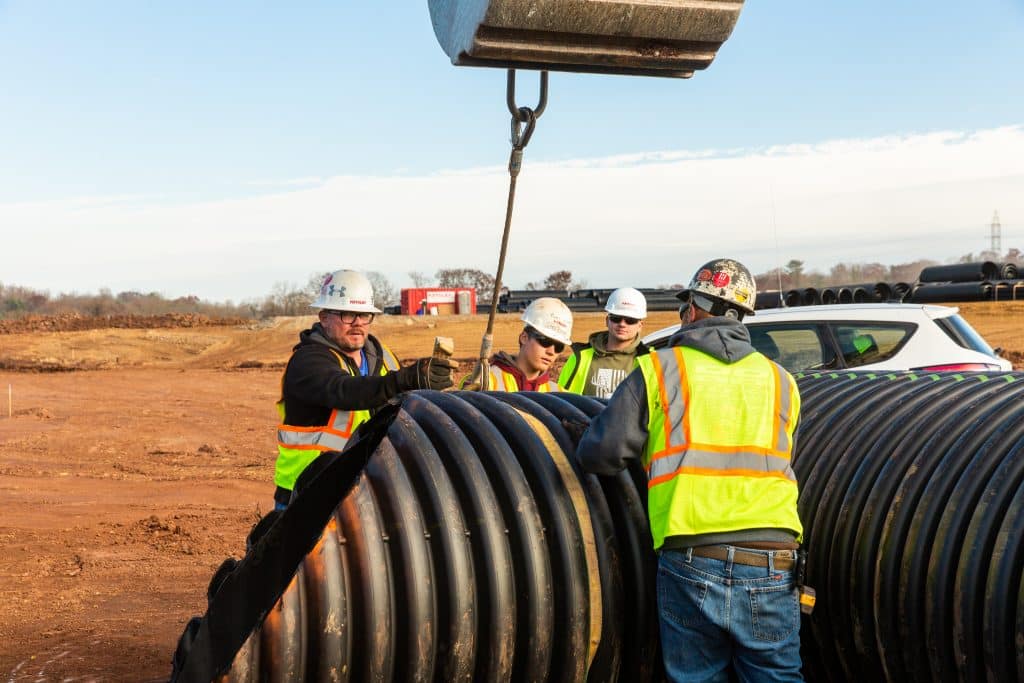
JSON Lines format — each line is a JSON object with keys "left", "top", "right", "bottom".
{"left": 521, "top": 297, "right": 573, "bottom": 346}
{"left": 604, "top": 287, "right": 648, "bottom": 319}
{"left": 310, "top": 269, "right": 381, "bottom": 313}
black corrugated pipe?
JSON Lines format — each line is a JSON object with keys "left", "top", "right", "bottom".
{"left": 792, "top": 371, "right": 1024, "bottom": 682}
{"left": 890, "top": 281, "right": 912, "bottom": 301}
{"left": 837, "top": 287, "right": 854, "bottom": 304}
{"left": 754, "top": 289, "right": 784, "bottom": 310}
{"left": 821, "top": 288, "right": 838, "bottom": 305}
{"left": 1001, "top": 263, "right": 1018, "bottom": 280}
{"left": 992, "top": 279, "right": 1024, "bottom": 300}
{"left": 801, "top": 288, "right": 821, "bottom": 306}
{"left": 845, "top": 282, "right": 891, "bottom": 302}
{"left": 784, "top": 289, "right": 802, "bottom": 307}
{"left": 170, "top": 391, "right": 663, "bottom": 683}
{"left": 918, "top": 261, "right": 1000, "bottom": 283}
{"left": 910, "top": 282, "right": 995, "bottom": 303}
{"left": 171, "top": 375, "right": 1024, "bottom": 682}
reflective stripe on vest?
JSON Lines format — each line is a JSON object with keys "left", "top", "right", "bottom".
{"left": 274, "top": 345, "right": 400, "bottom": 492}
{"left": 559, "top": 347, "right": 595, "bottom": 394}
{"left": 487, "top": 365, "right": 560, "bottom": 392}
{"left": 636, "top": 346, "right": 802, "bottom": 549}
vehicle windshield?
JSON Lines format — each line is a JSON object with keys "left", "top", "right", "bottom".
{"left": 935, "top": 314, "right": 997, "bottom": 356}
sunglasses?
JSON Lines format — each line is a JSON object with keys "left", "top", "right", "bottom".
{"left": 608, "top": 314, "right": 640, "bottom": 325}
{"left": 528, "top": 331, "right": 565, "bottom": 353}
{"left": 327, "top": 310, "right": 375, "bottom": 324}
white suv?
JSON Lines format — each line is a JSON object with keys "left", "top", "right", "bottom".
{"left": 642, "top": 303, "right": 1012, "bottom": 373}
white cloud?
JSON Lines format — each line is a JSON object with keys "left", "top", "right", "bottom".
{"left": 2, "top": 125, "right": 1022, "bottom": 301}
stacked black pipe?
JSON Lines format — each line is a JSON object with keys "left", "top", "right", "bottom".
{"left": 172, "top": 375, "right": 1024, "bottom": 682}
{"left": 910, "top": 261, "right": 1023, "bottom": 303}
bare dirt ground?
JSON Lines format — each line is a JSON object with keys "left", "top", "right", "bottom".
{"left": 1, "top": 306, "right": 1021, "bottom": 681}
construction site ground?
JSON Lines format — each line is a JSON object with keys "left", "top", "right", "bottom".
{"left": 1, "top": 305, "right": 1021, "bottom": 681}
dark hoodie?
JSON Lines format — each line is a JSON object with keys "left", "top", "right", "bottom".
{"left": 490, "top": 350, "right": 557, "bottom": 391}
{"left": 279, "top": 322, "right": 403, "bottom": 428}
{"left": 575, "top": 317, "right": 797, "bottom": 547}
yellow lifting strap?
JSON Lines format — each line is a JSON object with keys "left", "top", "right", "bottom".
{"left": 428, "top": 0, "right": 746, "bottom": 79}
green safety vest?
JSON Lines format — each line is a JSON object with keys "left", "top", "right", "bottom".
{"left": 558, "top": 346, "right": 595, "bottom": 394}
{"left": 636, "top": 346, "right": 803, "bottom": 550}
{"left": 558, "top": 342, "right": 647, "bottom": 395}
{"left": 274, "top": 345, "right": 400, "bottom": 492}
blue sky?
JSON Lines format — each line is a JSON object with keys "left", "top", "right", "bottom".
{"left": 2, "top": 1, "right": 1023, "bottom": 302}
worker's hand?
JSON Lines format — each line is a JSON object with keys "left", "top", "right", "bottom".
{"left": 560, "top": 418, "right": 590, "bottom": 443}
{"left": 396, "top": 357, "right": 458, "bottom": 392}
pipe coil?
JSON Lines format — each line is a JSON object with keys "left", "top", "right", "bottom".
{"left": 173, "top": 375, "right": 1024, "bottom": 682}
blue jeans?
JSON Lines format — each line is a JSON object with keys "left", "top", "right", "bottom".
{"left": 657, "top": 547, "right": 803, "bottom": 682}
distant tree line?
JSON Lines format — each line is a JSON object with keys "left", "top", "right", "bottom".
{"left": 3, "top": 249, "right": 1017, "bottom": 319}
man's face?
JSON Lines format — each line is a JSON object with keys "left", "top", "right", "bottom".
{"left": 319, "top": 310, "right": 375, "bottom": 352}
{"left": 519, "top": 328, "right": 564, "bottom": 375}
{"left": 606, "top": 313, "right": 643, "bottom": 344}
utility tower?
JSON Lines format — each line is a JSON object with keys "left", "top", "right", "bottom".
{"left": 990, "top": 211, "right": 1002, "bottom": 254}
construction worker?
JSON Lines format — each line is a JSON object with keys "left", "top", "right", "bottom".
{"left": 558, "top": 287, "right": 650, "bottom": 397}
{"left": 274, "top": 269, "right": 457, "bottom": 509}
{"left": 463, "top": 296, "right": 573, "bottom": 391}
{"left": 575, "top": 258, "right": 804, "bottom": 681}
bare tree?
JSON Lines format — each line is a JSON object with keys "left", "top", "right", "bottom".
{"left": 364, "top": 271, "right": 397, "bottom": 309}
{"left": 435, "top": 268, "right": 495, "bottom": 296}
{"left": 543, "top": 270, "right": 574, "bottom": 291}
{"left": 408, "top": 271, "right": 432, "bottom": 287}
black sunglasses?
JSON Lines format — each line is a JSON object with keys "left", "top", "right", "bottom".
{"left": 528, "top": 330, "right": 565, "bottom": 353}
{"left": 608, "top": 314, "right": 640, "bottom": 325}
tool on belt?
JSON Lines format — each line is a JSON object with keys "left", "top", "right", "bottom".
{"left": 796, "top": 548, "right": 816, "bottom": 615}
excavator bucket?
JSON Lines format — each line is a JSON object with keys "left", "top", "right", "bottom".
{"left": 427, "top": 0, "right": 746, "bottom": 78}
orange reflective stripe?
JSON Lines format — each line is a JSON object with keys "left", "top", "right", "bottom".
{"left": 676, "top": 346, "right": 692, "bottom": 448}
{"left": 650, "top": 351, "right": 672, "bottom": 451}
{"left": 771, "top": 361, "right": 783, "bottom": 450}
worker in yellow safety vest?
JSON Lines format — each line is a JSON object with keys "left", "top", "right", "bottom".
{"left": 274, "top": 269, "right": 456, "bottom": 509}
{"left": 576, "top": 258, "right": 804, "bottom": 682}
{"left": 559, "top": 286, "right": 651, "bottom": 397}
{"left": 462, "top": 296, "right": 573, "bottom": 391}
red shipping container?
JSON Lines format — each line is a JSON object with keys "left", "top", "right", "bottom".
{"left": 400, "top": 288, "right": 477, "bottom": 315}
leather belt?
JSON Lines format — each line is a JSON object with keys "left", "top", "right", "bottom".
{"left": 690, "top": 545, "right": 796, "bottom": 571}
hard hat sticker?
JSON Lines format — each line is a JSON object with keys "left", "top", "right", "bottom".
{"left": 697, "top": 269, "right": 713, "bottom": 282}
{"left": 712, "top": 271, "right": 731, "bottom": 288}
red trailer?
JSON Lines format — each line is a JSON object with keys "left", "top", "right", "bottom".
{"left": 400, "top": 287, "right": 476, "bottom": 315}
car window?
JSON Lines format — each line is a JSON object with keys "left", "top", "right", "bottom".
{"left": 830, "top": 323, "right": 912, "bottom": 368}
{"left": 934, "top": 315, "right": 997, "bottom": 356}
{"left": 747, "top": 324, "right": 836, "bottom": 372}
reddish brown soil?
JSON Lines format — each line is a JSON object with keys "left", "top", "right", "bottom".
{"left": 0, "top": 306, "right": 1020, "bottom": 680}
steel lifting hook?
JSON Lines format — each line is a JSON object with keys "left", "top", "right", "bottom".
{"left": 507, "top": 69, "right": 548, "bottom": 152}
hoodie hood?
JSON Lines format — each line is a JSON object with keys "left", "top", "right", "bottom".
{"left": 667, "top": 317, "right": 756, "bottom": 364}
{"left": 491, "top": 350, "right": 554, "bottom": 390}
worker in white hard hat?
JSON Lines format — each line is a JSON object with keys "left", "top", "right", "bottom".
{"left": 462, "top": 296, "right": 573, "bottom": 391}
{"left": 576, "top": 258, "right": 805, "bottom": 682}
{"left": 559, "top": 286, "right": 651, "bottom": 398}
{"left": 274, "top": 269, "right": 457, "bottom": 509}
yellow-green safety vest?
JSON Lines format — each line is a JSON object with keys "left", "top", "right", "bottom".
{"left": 558, "top": 344, "right": 646, "bottom": 395}
{"left": 636, "top": 346, "right": 803, "bottom": 550}
{"left": 558, "top": 346, "right": 594, "bottom": 394}
{"left": 274, "top": 345, "right": 400, "bottom": 492}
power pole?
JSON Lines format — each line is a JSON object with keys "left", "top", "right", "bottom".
{"left": 991, "top": 210, "right": 1002, "bottom": 255}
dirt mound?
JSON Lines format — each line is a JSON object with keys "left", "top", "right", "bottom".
{"left": 0, "top": 313, "right": 250, "bottom": 334}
